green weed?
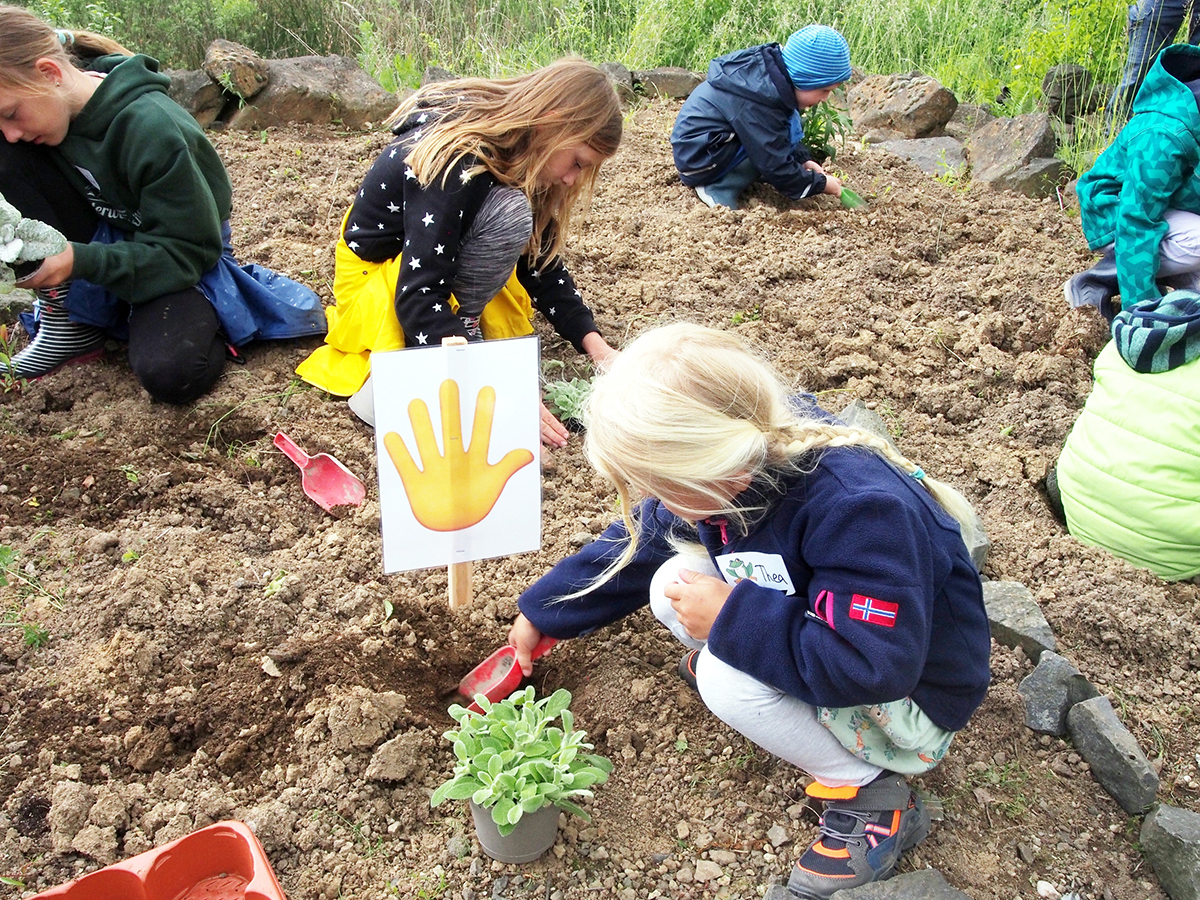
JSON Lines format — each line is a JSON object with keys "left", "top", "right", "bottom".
{"left": 264, "top": 571, "right": 289, "bottom": 597}
{"left": 730, "top": 306, "right": 762, "bottom": 326}
{"left": 0, "top": 324, "right": 27, "bottom": 395}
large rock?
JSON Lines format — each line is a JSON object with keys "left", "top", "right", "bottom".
{"left": 943, "top": 102, "right": 995, "bottom": 142}
{"left": 1018, "top": 650, "right": 1100, "bottom": 735}
{"left": 1141, "top": 804, "right": 1200, "bottom": 900}
{"left": 601, "top": 61, "right": 637, "bottom": 104}
{"left": 983, "top": 581, "right": 1056, "bottom": 660}
{"left": 1067, "top": 696, "right": 1159, "bottom": 814}
{"left": 224, "top": 55, "right": 398, "bottom": 130}
{"left": 1042, "top": 63, "right": 1104, "bottom": 124}
{"left": 966, "top": 112, "right": 1069, "bottom": 198}
{"left": 831, "top": 869, "right": 973, "bottom": 897}
{"left": 874, "top": 136, "right": 966, "bottom": 178}
{"left": 166, "top": 68, "right": 228, "bottom": 128}
{"left": 849, "top": 72, "right": 958, "bottom": 142}
{"left": 202, "top": 39, "right": 270, "bottom": 102}
{"left": 634, "top": 67, "right": 703, "bottom": 100}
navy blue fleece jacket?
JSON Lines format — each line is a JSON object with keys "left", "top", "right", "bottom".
{"left": 670, "top": 43, "right": 826, "bottom": 199}
{"left": 518, "top": 443, "right": 990, "bottom": 732}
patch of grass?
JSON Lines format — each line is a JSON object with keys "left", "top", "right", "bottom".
{"left": 197, "top": 384, "right": 310, "bottom": 455}
{"left": 0, "top": 544, "right": 66, "bottom": 609}
{"left": 311, "top": 809, "right": 389, "bottom": 859}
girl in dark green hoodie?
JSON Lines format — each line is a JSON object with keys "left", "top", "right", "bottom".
{"left": 0, "top": 6, "right": 324, "bottom": 403}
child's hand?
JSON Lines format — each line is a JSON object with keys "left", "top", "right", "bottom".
{"left": 508, "top": 613, "right": 544, "bottom": 676}
{"left": 823, "top": 174, "right": 843, "bottom": 196}
{"left": 803, "top": 160, "right": 826, "bottom": 175}
{"left": 20, "top": 245, "right": 74, "bottom": 289}
{"left": 540, "top": 401, "right": 570, "bottom": 448}
{"left": 666, "top": 569, "right": 734, "bottom": 640}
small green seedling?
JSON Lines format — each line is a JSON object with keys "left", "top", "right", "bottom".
{"left": 432, "top": 687, "right": 612, "bottom": 836}
{"left": 543, "top": 377, "right": 593, "bottom": 429}
{"left": 0, "top": 324, "right": 27, "bottom": 394}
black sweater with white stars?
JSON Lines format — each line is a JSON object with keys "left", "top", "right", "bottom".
{"left": 342, "top": 109, "right": 601, "bottom": 351}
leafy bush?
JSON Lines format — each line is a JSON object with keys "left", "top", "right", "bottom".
{"left": 431, "top": 687, "right": 612, "bottom": 836}
{"left": 1005, "top": 0, "right": 1125, "bottom": 110}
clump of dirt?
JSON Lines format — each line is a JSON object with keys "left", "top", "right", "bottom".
{"left": 0, "top": 100, "right": 1196, "bottom": 900}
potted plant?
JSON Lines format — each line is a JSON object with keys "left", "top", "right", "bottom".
{"left": 431, "top": 686, "right": 613, "bottom": 863}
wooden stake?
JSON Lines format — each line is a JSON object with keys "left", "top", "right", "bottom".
{"left": 448, "top": 559, "right": 473, "bottom": 611}
{"left": 443, "top": 336, "right": 471, "bottom": 610}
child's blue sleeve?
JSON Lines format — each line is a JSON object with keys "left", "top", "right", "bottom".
{"left": 517, "top": 500, "right": 683, "bottom": 637}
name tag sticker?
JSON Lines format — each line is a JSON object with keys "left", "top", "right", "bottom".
{"left": 715, "top": 552, "right": 795, "bottom": 595}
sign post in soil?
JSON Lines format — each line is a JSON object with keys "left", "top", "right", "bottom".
{"left": 372, "top": 336, "right": 541, "bottom": 608}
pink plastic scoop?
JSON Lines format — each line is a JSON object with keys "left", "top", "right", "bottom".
{"left": 457, "top": 635, "right": 559, "bottom": 713}
{"left": 273, "top": 431, "right": 366, "bottom": 512}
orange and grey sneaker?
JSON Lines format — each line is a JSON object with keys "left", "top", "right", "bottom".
{"left": 677, "top": 649, "right": 700, "bottom": 692}
{"left": 768, "top": 773, "right": 930, "bottom": 899}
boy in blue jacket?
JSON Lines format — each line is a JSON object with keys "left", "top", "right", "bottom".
{"left": 671, "top": 25, "right": 850, "bottom": 209}
{"left": 507, "top": 324, "right": 990, "bottom": 899}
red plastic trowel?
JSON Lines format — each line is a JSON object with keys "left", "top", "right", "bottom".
{"left": 457, "top": 635, "right": 559, "bottom": 714}
{"left": 274, "top": 431, "right": 365, "bottom": 512}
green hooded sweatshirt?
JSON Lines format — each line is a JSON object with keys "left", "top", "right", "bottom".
{"left": 1077, "top": 43, "right": 1200, "bottom": 307}
{"left": 1057, "top": 342, "right": 1200, "bottom": 582}
{"left": 55, "top": 54, "right": 232, "bottom": 304}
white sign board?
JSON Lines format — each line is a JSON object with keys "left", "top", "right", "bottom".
{"left": 373, "top": 337, "right": 542, "bottom": 574}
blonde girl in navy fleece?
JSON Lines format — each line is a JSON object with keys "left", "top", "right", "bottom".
{"left": 507, "top": 323, "right": 990, "bottom": 899}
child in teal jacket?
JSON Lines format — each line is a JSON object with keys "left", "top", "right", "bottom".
{"left": 1066, "top": 43, "right": 1200, "bottom": 318}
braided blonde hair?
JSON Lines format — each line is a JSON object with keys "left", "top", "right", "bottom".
{"left": 385, "top": 58, "right": 622, "bottom": 268}
{"left": 574, "top": 322, "right": 978, "bottom": 595}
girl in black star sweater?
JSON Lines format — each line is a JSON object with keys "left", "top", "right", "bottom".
{"left": 297, "top": 58, "right": 622, "bottom": 446}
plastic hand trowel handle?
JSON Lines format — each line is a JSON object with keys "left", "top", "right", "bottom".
{"left": 462, "top": 636, "right": 560, "bottom": 714}
{"left": 273, "top": 431, "right": 311, "bottom": 468}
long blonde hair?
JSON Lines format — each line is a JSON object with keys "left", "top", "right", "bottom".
{"left": 578, "top": 323, "right": 980, "bottom": 593}
{"left": 386, "top": 58, "right": 622, "bottom": 267}
{"left": 0, "top": 5, "right": 131, "bottom": 94}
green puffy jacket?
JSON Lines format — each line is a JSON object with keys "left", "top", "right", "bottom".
{"left": 1058, "top": 342, "right": 1200, "bottom": 581}
{"left": 1077, "top": 44, "right": 1200, "bottom": 306}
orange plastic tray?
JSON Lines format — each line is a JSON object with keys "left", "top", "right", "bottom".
{"left": 33, "top": 820, "right": 286, "bottom": 900}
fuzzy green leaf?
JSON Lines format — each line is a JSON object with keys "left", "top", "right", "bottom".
{"left": 553, "top": 798, "right": 591, "bottom": 821}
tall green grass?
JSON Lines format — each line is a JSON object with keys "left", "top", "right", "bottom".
{"left": 22, "top": 0, "right": 1141, "bottom": 169}
{"left": 25, "top": 0, "right": 1128, "bottom": 108}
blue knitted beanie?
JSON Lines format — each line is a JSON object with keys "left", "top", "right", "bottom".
{"left": 781, "top": 25, "right": 851, "bottom": 89}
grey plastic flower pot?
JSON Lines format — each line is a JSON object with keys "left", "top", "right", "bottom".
{"left": 469, "top": 801, "right": 559, "bottom": 863}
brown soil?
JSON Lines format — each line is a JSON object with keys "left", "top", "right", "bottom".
{"left": 1, "top": 100, "right": 1196, "bottom": 900}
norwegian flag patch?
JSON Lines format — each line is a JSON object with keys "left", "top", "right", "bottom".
{"left": 849, "top": 594, "right": 898, "bottom": 627}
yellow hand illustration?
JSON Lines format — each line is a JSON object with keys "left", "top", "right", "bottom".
{"left": 384, "top": 379, "right": 535, "bottom": 532}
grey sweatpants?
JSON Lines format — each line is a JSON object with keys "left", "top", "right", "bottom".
{"left": 649, "top": 553, "right": 881, "bottom": 787}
